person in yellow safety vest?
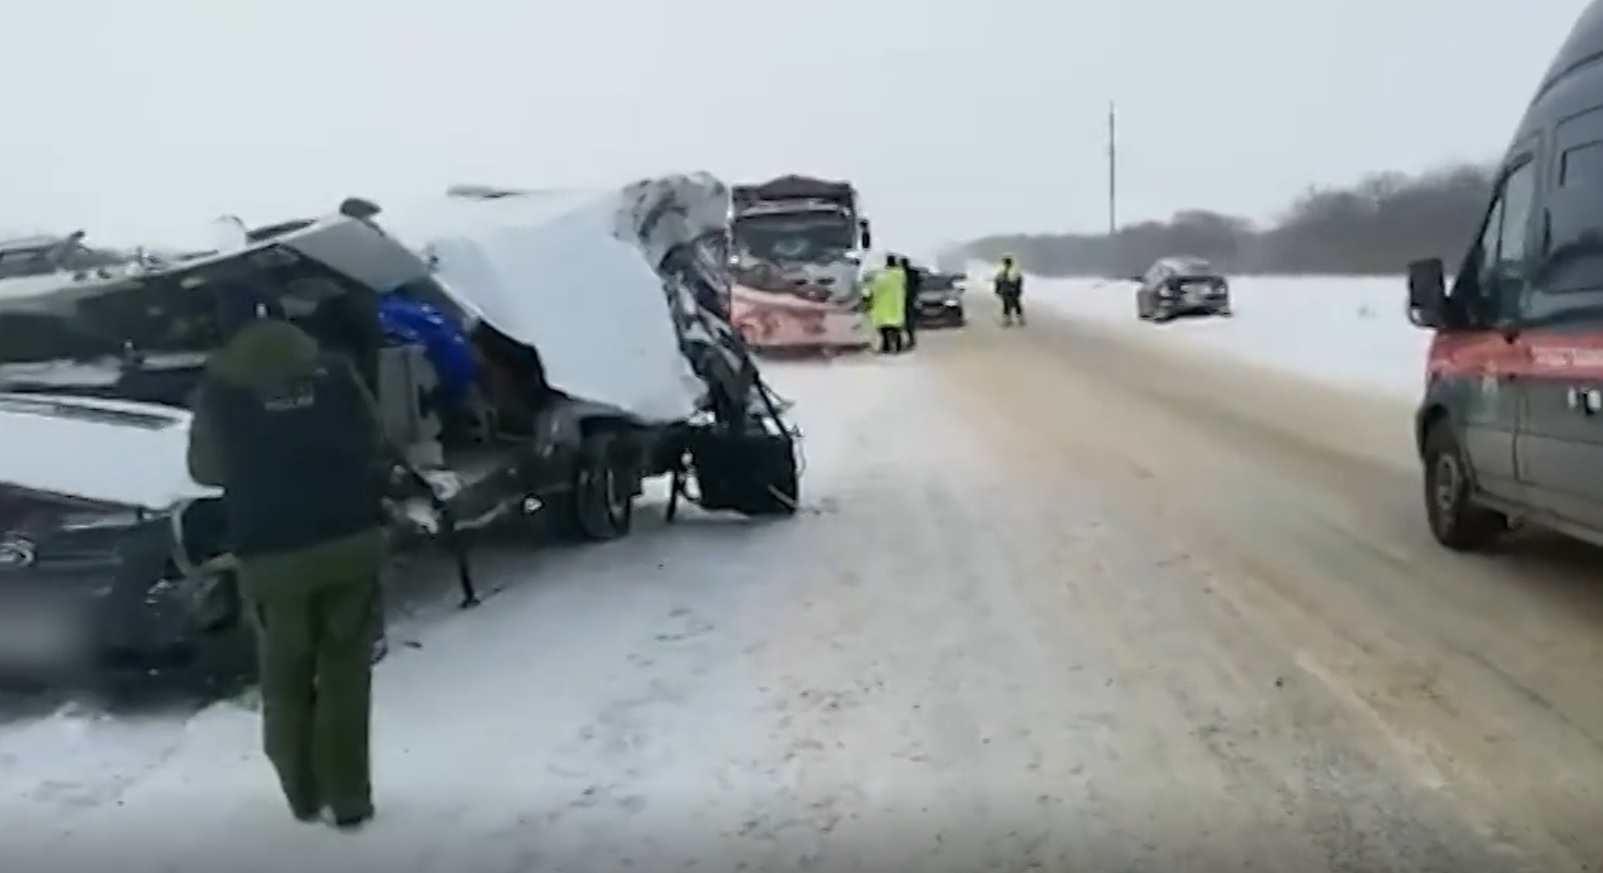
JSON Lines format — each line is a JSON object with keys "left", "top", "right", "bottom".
{"left": 864, "top": 253, "right": 908, "bottom": 353}
{"left": 995, "top": 254, "right": 1026, "bottom": 327}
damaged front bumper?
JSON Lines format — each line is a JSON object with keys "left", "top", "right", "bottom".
{"left": 0, "top": 504, "right": 239, "bottom": 686}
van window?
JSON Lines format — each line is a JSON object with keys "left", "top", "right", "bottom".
{"left": 1452, "top": 158, "right": 1537, "bottom": 319}
{"left": 1492, "top": 160, "right": 1538, "bottom": 280}
{"left": 1560, "top": 140, "right": 1603, "bottom": 185}
{"left": 1474, "top": 195, "right": 1505, "bottom": 285}
{"left": 1539, "top": 136, "right": 1603, "bottom": 296}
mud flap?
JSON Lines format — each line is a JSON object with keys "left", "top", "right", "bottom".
{"left": 687, "top": 430, "right": 798, "bottom": 517}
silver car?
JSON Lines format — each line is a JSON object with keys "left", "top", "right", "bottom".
{"left": 1133, "top": 257, "right": 1233, "bottom": 322}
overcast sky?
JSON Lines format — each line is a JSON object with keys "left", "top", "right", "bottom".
{"left": 0, "top": 0, "right": 1589, "bottom": 253}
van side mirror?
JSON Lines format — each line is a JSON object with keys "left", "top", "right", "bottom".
{"left": 859, "top": 219, "right": 872, "bottom": 249}
{"left": 1406, "top": 257, "right": 1448, "bottom": 328}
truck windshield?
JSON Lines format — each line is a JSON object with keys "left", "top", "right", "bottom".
{"left": 732, "top": 212, "right": 856, "bottom": 263}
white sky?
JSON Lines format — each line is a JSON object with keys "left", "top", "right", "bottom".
{"left": 0, "top": 0, "right": 1589, "bottom": 252}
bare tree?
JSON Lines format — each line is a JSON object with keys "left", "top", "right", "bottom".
{"left": 960, "top": 163, "right": 1494, "bottom": 277}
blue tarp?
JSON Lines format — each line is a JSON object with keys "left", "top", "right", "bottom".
{"left": 377, "top": 291, "right": 476, "bottom": 403}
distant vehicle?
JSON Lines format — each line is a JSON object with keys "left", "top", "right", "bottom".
{"left": 911, "top": 267, "right": 967, "bottom": 328}
{"left": 1405, "top": 0, "right": 1603, "bottom": 553}
{"left": 727, "top": 175, "right": 873, "bottom": 354}
{"left": 1132, "top": 257, "right": 1232, "bottom": 322}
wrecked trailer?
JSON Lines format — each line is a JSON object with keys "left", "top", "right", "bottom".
{"left": 0, "top": 173, "right": 800, "bottom": 689}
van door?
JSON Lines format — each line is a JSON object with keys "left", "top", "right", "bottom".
{"left": 1438, "top": 152, "right": 1539, "bottom": 500}
{"left": 1520, "top": 105, "right": 1603, "bottom": 530}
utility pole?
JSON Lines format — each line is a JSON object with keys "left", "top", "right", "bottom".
{"left": 1107, "top": 100, "right": 1118, "bottom": 236}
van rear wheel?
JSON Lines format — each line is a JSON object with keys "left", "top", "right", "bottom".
{"left": 1422, "top": 424, "right": 1506, "bottom": 551}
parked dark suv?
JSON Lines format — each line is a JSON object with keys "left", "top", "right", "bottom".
{"left": 1133, "top": 257, "right": 1232, "bottom": 322}
{"left": 1407, "top": 0, "right": 1603, "bottom": 552}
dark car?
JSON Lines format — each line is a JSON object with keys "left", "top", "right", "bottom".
{"left": 1133, "top": 257, "right": 1232, "bottom": 322}
{"left": 912, "top": 269, "right": 967, "bottom": 328}
{"left": 1405, "top": 0, "right": 1603, "bottom": 553}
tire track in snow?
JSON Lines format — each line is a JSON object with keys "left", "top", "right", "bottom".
{"left": 934, "top": 311, "right": 1603, "bottom": 871}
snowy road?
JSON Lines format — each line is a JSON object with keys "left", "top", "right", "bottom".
{"left": 5, "top": 309, "right": 1603, "bottom": 871}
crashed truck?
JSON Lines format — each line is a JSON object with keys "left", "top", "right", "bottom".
{"left": 0, "top": 173, "right": 800, "bottom": 687}
{"left": 728, "top": 175, "right": 874, "bottom": 354}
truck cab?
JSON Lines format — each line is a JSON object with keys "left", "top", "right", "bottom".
{"left": 1408, "top": 0, "right": 1603, "bottom": 551}
{"left": 726, "top": 175, "right": 874, "bottom": 352}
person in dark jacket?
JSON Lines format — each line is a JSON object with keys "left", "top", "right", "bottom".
{"left": 302, "top": 288, "right": 382, "bottom": 394}
{"left": 900, "top": 256, "right": 922, "bottom": 350}
{"left": 186, "top": 283, "right": 388, "bottom": 832}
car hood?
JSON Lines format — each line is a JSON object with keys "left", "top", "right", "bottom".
{"left": 0, "top": 393, "right": 216, "bottom": 511}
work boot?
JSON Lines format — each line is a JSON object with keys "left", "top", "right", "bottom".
{"left": 328, "top": 803, "right": 375, "bottom": 832}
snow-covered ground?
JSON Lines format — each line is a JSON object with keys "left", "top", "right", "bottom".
{"left": 2, "top": 355, "right": 1106, "bottom": 873}
{"left": 2, "top": 274, "right": 1582, "bottom": 872}
{"left": 1021, "top": 273, "right": 1430, "bottom": 402}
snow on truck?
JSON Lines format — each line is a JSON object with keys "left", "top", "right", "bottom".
{"left": 0, "top": 173, "right": 801, "bottom": 689}
{"left": 728, "top": 175, "right": 873, "bottom": 353}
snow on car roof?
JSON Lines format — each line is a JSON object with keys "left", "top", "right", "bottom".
{"left": 0, "top": 392, "right": 210, "bottom": 509}
{"left": 0, "top": 393, "right": 183, "bottom": 431}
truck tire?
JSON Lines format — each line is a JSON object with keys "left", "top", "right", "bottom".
{"left": 1422, "top": 423, "right": 1506, "bottom": 551}
{"left": 570, "top": 433, "right": 635, "bottom": 541}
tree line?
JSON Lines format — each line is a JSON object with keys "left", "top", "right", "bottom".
{"left": 955, "top": 163, "right": 1494, "bottom": 277}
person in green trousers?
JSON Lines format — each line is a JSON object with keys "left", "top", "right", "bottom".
{"left": 186, "top": 283, "right": 388, "bottom": 831}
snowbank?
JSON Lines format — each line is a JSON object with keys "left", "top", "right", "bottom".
{"left": 1017, "top": 272, "right": 1430, "bottom": 401}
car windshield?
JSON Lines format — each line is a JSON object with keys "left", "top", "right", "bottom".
{"left": 732, "top": 211, "right": 856, "bottom": 263}
{"left": 1171, "top": 258, "right": 1214, "bottom": 275}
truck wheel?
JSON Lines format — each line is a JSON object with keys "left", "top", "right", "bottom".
{"left": 1422, "top": 424, "right": 1506, "bottom": 551}
{"left": 573, "top": 434, "right": 635, "bottom": 541}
